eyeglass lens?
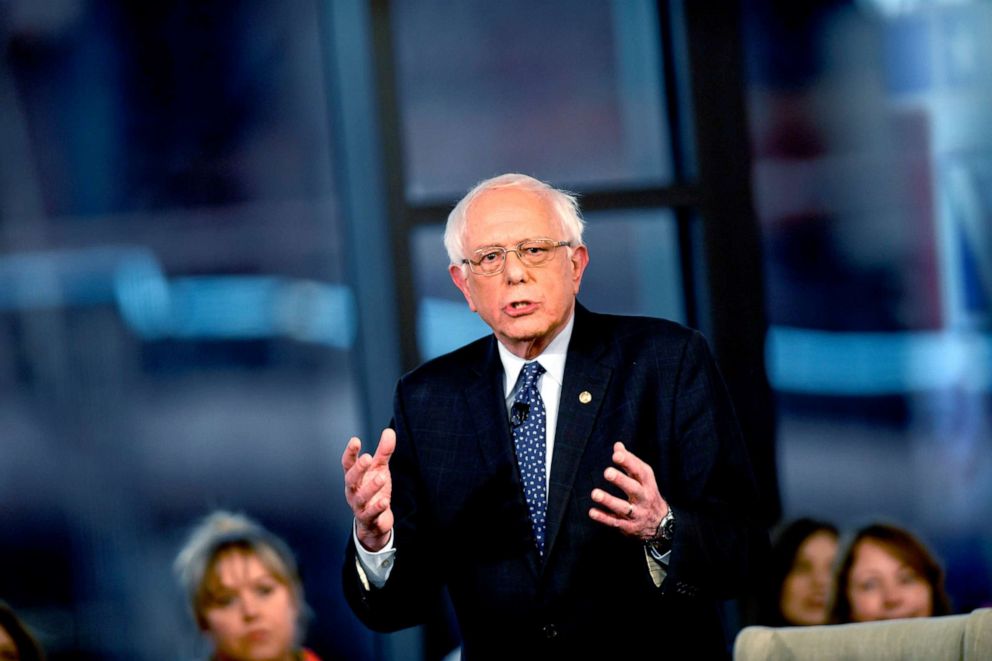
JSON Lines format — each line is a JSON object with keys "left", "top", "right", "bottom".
{"left": 472, "top": 239, "right": 561, "bottom": 274}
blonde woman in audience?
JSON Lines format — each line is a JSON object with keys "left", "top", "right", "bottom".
{"left": 830, "top": 522, "right": 951, "bottom": 623}
{"left": 175, "top": 510, "right": 321, "bottom": 661}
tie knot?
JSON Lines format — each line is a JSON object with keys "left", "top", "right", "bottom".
{"left": 519, "top": 361, "right": 545, "bottom": 388}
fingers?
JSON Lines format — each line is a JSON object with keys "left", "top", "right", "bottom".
{"left": 341, "top": 436, "right": 362, "bottom": 472}
{"left": 352, "top": 461, "right": 390, "bottom": 506}
{"left": 373, "top": 428, "right": 396, "bottom": 466}
{"left": 343, "top": 445, "right": 372, "bottom": 496}
{"left": 588, "top": 441, "right": 668, "bottom": 540}
{"left": 339, "top": 429, "right": 397, "bottom": 552}
{"left": 590, "top": 486, "right": 633, "bottom": 523}
{"left": 342, "top": 430, "right": 396, "bottom": 490}
{"left": 612, "top": 441, "right": 651, "bottom": 485}
{"left": 603, "top": 465, "right": 640, "bottom": 498}
{"left": 341, "top": 430, "right": 395, "bottom": 524}
{"left": 370, "top": 508, "right": 394, "bottom": 537}
{"left": 605, "top": 442, "right": 657, "bottom": 502}
{"left": 357, "top": 475, "right": 391, "bottom": 520}
{"left": 352, "top": 466, "right": 388, "bottom": 507}
{"left": 587, "top": 490, "right": 656, "bottom": 539}
{"left": 356, "top": 496, "right": 394, "bottom": 552}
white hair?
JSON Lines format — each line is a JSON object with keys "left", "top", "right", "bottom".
{"left": 443, "top": 173, "right": 586, "bottom": 269}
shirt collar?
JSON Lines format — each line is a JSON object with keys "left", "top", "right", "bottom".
{"left": 497, "top": 311, "right": 574, "bottom": 398}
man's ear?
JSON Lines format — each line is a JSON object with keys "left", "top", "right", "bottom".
{"left": 569, "top": 245, "right": 590, "bottom": 295}
{"left": 449, "top": 264, "right": 478, "bottom": 312}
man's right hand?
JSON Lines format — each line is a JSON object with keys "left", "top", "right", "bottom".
{"left": 342, "top": 428, "right": 395, "bottom": 552}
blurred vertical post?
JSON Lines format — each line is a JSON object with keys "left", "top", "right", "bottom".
{"left": 319, "top": 2, "right": 423, "bottom": 660}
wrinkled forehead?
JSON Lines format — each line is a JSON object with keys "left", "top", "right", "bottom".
{"left": 464, "top": 186, "right": 561, "bottom": 246}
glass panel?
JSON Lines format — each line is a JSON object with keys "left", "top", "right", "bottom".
{"left": 744, "top": 0, "right": 992, "bottom": 615}
{"left": 392, "top": 0, "right": 672, "bottom": 200}
{"left": 412, "top": 225, "right": 492, "bottom": 360}
{"left": 0, "top": 3, "right": 368, "bottom": 658}
{"left": 412, "top": 210, "right": 684, "bottom": 361}
{"left": 579, "top": 209, "right": 685, "bottom": 322}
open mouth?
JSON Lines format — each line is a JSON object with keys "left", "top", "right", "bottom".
{"left": 505, "top": 300, "right": 537, "bottom": 315}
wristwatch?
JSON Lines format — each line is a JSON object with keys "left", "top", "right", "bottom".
{"left": 645, "top": 508, "right": 675, "bottom": 561}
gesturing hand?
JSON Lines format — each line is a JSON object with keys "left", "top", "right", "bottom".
{"left": 342, "top": 428, "right": 395, "bottom": 552}
{"left": 588, "top": 442, "right": 669, "bottom": 541}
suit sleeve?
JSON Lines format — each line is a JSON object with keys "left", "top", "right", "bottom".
{"left": 661, "top": 330, "right": 767, "bottom": 600}
{"left": 342, "top": 380, "right": 444, "bottom": 632}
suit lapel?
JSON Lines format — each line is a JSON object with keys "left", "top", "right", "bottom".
{"left": 464, "top": 336, "right": 543, "bottom": 578}
{"left": 464, "top": 336, "right": 515, "bottom": 474}
{"left": 544, "top": 304, "right": 612, "bottom": 561}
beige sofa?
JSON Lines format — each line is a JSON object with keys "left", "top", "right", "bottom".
{"left": 734, "top": 608, "right": 992, "bottom": 661}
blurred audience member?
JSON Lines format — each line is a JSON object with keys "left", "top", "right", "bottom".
{"left": 0, "top": 601, "right": 45, "bottom": 661}
{"left": 757, "top": 517, "right": 839, "bottom": 626}
{"left": 174, "top": 510, "right": 321, "bottom": 661}
{"left": 831, "top": 522, "right": 951, "bottom": 623}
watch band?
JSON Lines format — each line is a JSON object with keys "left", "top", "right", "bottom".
{"left": 657, "top": 507, "right": 675, "bottom": 540}
{"left": 645, "top": 508, "right": 675, "bottom": 558}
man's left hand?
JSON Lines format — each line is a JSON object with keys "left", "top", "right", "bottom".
{"left": 589, "top": 441, "right": 669, "bottom": 541}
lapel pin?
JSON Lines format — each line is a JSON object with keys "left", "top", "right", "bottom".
{"left": 579, "top": 391, "right": 592, "bottom": 404}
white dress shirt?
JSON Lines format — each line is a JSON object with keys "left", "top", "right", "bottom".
{"left": 496, "top": 313, "right": 573, "bottom": 494}
{"left": 354, "top": 314, "right": 575, "bottom": 588}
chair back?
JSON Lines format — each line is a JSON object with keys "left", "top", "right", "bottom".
{"left": 734, "top": 608, "right": 992, "bottom": 661}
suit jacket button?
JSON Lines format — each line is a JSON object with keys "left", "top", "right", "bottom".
{"left": 542, "top": 624, "right": 559, "bottom": 640}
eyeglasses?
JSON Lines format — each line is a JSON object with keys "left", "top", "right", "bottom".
{"left": 462, "top": 238, "right": 571, "bottom": 276}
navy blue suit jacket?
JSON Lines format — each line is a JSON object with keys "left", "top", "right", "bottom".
{"left": 344, "top": 304, "right": 763, "bottom": 658}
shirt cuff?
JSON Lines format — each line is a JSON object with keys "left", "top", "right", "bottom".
{"left": 353, "top": 519, "right": 396, "bottom": 589}
{"left": 644, "top": 546, "right": 670, "bottom": 588}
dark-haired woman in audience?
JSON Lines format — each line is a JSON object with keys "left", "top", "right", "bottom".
{"left": 175, "top": 510, "right": 321, "bottom": 661}
{"left": 830, "top": 522, "right": 951, "bottom": 623}
{"left": 758, "top": 517, "right": 840, "bottom": 626}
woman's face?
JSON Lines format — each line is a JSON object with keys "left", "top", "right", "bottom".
{"left": 847, "top": 539, "right": 933, "bottom": 622}
{"left": 779, "top": 530, "right": 838, "bottom": 625}
{"left": 0, "top": 624, "right": 19, "bottom": 661}
{"left": 201, "top": 550, "right": 299, "bottom": 661}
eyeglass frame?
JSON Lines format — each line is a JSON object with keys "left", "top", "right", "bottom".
{"left": 460, "top": 238, "right": 573, "bottom": 276}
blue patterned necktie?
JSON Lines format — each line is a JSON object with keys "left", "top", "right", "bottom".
{"left": 511, "top": 361, "right": 548, "bottom": 555}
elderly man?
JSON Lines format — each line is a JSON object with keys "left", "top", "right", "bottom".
{"left": 342, "top": 173, "right": 763, "bottom": 658}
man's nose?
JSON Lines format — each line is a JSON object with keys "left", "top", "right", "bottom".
{"left": 503, "top": 250, "right": 528, "bottom": 282}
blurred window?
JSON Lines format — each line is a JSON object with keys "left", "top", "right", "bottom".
{"left": 392, "top": 0, "right": 672, "bottom": 200}
{"left": 744, "top": 0, "right": 992, "bottom": 615}
{"left": 0, "top": 2, "right": 366, "bottom": 658}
